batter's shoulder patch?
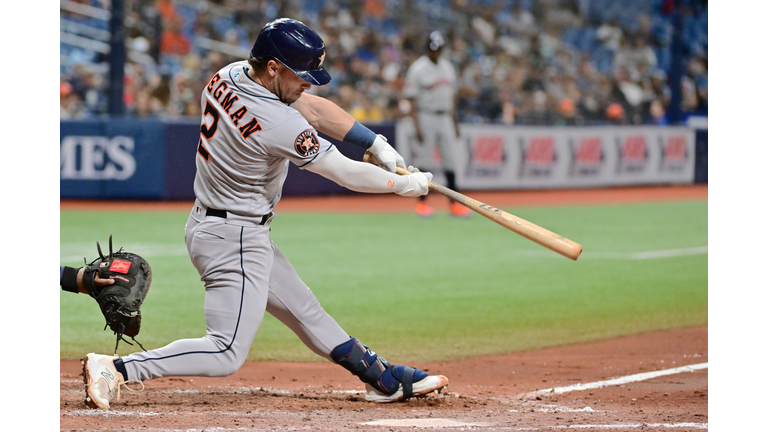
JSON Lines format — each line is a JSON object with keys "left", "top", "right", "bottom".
{"left": 294, "top": 129, "right": 320, "bottom": 157}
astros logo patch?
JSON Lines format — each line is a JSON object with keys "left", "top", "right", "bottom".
{"left": 294, "top": 130, "right": 320, "bottom": 157}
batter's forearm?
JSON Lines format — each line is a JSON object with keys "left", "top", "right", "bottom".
{"left": 306, "top": 148, "right": 408, "bottom": 193}
{"left": 293, "top": 93, "right": 355, "bottom": 140}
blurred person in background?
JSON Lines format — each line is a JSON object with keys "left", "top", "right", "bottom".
{"left": 403, "top": 31, "right": 470, "bottom": 218}
{"left": 596, "top": 17, "right": 623, "bottom": 51}
{"left": 160, "top": 16, "right": 191, "bottom": 57}
{"left": 605, "top": 102, "right": 626, "bottom": 124}
{"left": 647, "top": 99, "right": 668, "bottom": 125}
{"left": 59, "top": 0, "right": 706, "bottom": 125}
{"left": 60, "top": 82, "right": 86, "bottom": 119}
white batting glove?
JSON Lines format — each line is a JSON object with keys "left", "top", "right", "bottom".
{"left": 369, "top": 134, "right": 406, "bottom": 173}
{"left": 397, "top": 170, "right": 433, "bottom": 197}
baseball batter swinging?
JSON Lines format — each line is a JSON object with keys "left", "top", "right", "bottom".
{"left": 81, "top": 18, "right": 448, "bottom": 409}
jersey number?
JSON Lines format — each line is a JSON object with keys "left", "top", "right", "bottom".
{"left": 198, "top": 101, "right": 219, "bottom": 161}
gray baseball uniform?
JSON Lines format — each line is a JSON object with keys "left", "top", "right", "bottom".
{"left": 403, "top": 54, "right": 458, "bottom": 172}
{"left": 120, "top": 61, "right": 351, "bottom": 381}
{"left": 82, "top": 19, "right": 447, "bottom": 408}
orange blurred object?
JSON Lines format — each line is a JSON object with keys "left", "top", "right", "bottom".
{"left": 558, "top": 98, "right": 574, "bottom": 114}
{"left": 60, "top": 82, "right": 73, "bottom": 96}
{"left": 449, "top": 202, "right": 471, "bottom": 218}
{"left": 606, "top": 103, "right": 624, "bottom": 119}
{"left": 415, "top": 202, "right": 434, "bottom": 218}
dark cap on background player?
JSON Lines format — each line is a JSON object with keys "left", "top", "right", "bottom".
{"left": 427, "top": 31, "right": 446, "bottom": 52}
{"left": 426, "top": 31, "right": 445, "bottom": 62}
{"left": 250, "top": 18, "right": 331, "bottom": 86}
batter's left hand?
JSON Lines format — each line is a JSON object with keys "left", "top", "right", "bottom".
{"left": 369, "top": 134, "right": 406, "bottom": 173}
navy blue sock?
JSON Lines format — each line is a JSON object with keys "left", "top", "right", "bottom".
{"left": 330, "top": 337, "right": 427, "bottom": 394}
{"left": 113, "top": 358, "right": 128, "bottom": 380}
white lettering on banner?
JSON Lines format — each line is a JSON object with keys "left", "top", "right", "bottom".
{"left": 60, "top": 136, "right": 137, "bottom": 180}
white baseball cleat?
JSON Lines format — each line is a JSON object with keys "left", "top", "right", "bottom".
{"left": 365, "top": 374, "right": 449, "bottom": 403}
{"left": 81, "top": 353, "right": 142, "bottom": 409}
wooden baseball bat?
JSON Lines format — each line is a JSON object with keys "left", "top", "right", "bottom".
{"left": 364, "top": 152, "right": 583, "bottom": 261}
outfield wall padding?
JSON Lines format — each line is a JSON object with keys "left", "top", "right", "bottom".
{"left": 60, "top": 119, "right": 706, "bottom": 200}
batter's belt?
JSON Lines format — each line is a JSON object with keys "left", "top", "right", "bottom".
{"left": 206, "top": 208, "right": 273, "bottom": 225}
{"left": 192, "top": 199, "right": 274, "bottom": 228}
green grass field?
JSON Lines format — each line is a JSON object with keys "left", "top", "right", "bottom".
{"left": 60, "top": 199, "right": 707, "bottom": 362}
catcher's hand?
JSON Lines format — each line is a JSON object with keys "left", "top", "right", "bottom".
{"left": 82, "top": 235, "right": 152, "bottom": 354}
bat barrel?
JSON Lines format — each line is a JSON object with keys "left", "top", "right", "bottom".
{"left": 446, "top": 188, "right": 583, "bottom": 261}
{"left": 368, "top": 152, "right": 583, "bottom": 261}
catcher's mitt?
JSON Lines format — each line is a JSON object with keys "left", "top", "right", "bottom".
{"left": 82, "top": 235, "right": 152, "bottom": 354}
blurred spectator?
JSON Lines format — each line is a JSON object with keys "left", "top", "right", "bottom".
{"left": 614, "top": 36, "right": 657, "bottom": 81}
{"left": 60, "top": 0, "right": 707, "bottom": 126}
{"left": 648, "top": 99, "right": 669, "bottom": 125}
{"left": 505, "top": 3, "right": 538, "bottom": 37}
{"left": 605, "top": 102, "right": 626, "bottom": 124}
{"left": 60, "top": 82, "right": 86, "bottom": 119}
{"left": 350, "top": 91, "right": 385, "bottom": 123}
{"left": 160, "top": 17, "right": 191, "bottom": 56}
{"left": 555, "top": 97, "right": 579, "bottom": 125}
{"left": 596, "top": 17, "right": 623, "bottom": 51}
{"left": 193, "top": 9, "right": 222, "bottom": 41}
{"left": 156, "top": 0, "right": 180, "bottom": 22}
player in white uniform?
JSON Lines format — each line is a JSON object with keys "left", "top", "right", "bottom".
{"left": 81, "top": 18, "right": 449, "bottom": 409}
{"left": 403, "top": 31, "right": 470, "bottom": 218}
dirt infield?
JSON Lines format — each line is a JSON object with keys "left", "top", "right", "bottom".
{"left": 60, "top": 185, "right": 708, "bottom": 431}
{"left": 60, "top": 184, "right": 708, "bottom": 213}
{"left": 60, "top": 326, "right": 707, "bottom": 431}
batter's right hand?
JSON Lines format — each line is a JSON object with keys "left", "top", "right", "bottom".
{"left": 397, "top": 170, "right": 432, "bottom": 197}
{"left": 369, "top": 134, "right": 406, "bottom": 173}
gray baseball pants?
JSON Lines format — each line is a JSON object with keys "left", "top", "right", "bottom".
{"left": 413, "top": 112, "right": 458, "bottom": 172}
{"left": 121, "top": 202, "right": 350, "bottom": 381}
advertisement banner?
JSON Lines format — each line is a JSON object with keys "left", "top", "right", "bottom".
{"left": 395, "top": 120, "right": 696, "bottom": 189}
{"left": 60, "top": 120, "right": 397, "bottom": 200}
{"left": 60, "top": 119, "right": 166, "bottom": 199}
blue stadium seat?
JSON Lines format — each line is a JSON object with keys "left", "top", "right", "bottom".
{"left": 591, "top": 46, "right": 614, "bottom": 74}
{"left": 176, "top": 5, "right": 198, "bottom": 38}
{"left": 562, "top": 27, "right": 581, "bottom": 49}
{"left": 578, "top": 28, "right": 598, "bottom": 52}
{"left": 655, "top": 47, "right": 670, "bottom": 71}
{"left": 211, "top": 16, "right": 236, "bottom": 39}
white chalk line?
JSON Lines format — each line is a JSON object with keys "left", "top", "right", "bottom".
{"left": 584, "top": 246, "right": 708, "bottom": 260}
{"left": 60, "top": 243, "right": 708, "bottom": 263}
{"left": 512, "top": 423, "right": 708, "bottom": 430}
{"left": 60, "top": 242, "right": 189, "bottom": 263}
{"left": 362, "top": 418, "right": 491, "bottom": 427}
{"left": 526, "top": 362, "right": 708, "bottom": 398}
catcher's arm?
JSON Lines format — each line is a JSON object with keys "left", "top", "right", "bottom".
{"left": 60, "top": 265, "right": 114, "bottom": 294}
{"left": 77, "top": 267, "right": 114, "bottom": 294}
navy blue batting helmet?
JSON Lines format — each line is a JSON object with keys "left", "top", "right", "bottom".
{"left": 250, "top": 18, "right": 331, "bottom": 86}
